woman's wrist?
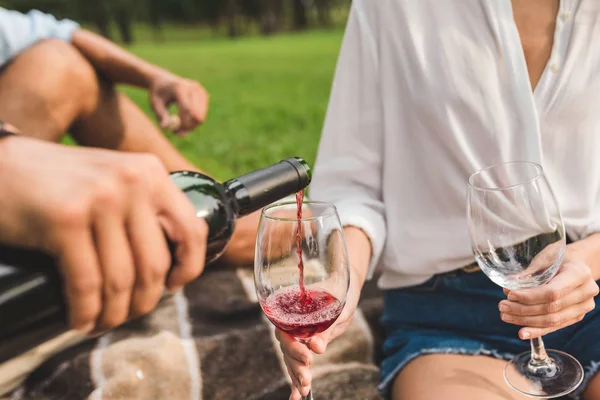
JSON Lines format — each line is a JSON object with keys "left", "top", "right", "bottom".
{"left": 567, "top": 233, "right": 600, "bottom": 279}
{"left": 343, "top": 226, "right": 372, "bottom": 290}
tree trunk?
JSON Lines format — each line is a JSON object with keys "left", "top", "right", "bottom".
{"left": 147, "top": 0, "right": 164, "bottom": 42}
{"left": 315, "top": 0, "right": 332, "bottom": 27}
{"left": 90, "top": 0, "right": 112, "bottom": 39}
{"left": 226, "top": 0, "right": 240, "bottom": 38}
{"left": 114, "top": 5, "right": 134, "bottom": 44}
{"left": 291, "top": 0, "right": 308, "bottom": 30}
{"left": 259, "top": 0, "right": 283, "bottom": 35}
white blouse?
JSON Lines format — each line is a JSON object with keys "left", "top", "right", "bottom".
{"left": 310, "top": 0, "right": 600, "bottom": 289}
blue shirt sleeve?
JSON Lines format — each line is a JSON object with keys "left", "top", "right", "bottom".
{"left": 0, "top": 8, "right": 80, "bottom": 67}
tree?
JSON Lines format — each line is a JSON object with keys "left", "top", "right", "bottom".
{"left": 88, "top": 0, "right": 112, "bottom": 40}
{"left": 225, "top": 0, "right": 240, "bottom": 38}
{"left": 147, "top": 0, "right": 164, "bottom": 41}
{"left": 258, "top": 0, "right": 283, "bottom": 35}
{"left": 291, "top": 0, "right": 308, "bottom": 30}
{"left": 112, "top": 0, "right": 136, "bottom": 44}
{"left": 314, "top": 0, "right": 332, "bottom": 27}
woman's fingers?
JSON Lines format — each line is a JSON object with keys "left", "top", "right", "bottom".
{"left": 500, "top": 299, "right": 595, "bottom": 329}
{"left": 275, "top": 329, "right": 314, "bottom": 365}
{"left": 284, "top": 354, "right": 312, "bottom": 396}
{"left": 499, "top": 280, "right": 598, "bottom": 316}
{"left": 517, "top": 315, "right": 590, "bottom": 340}
{"left": 507, "top": 262, "right": 591, "bottom": 306}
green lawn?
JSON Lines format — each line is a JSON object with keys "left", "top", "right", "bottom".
{"left": 117, "top": 29, "right": 344, "bottom": 181}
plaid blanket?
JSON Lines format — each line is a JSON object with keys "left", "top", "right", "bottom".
{"left": 4, "top": 265, "right": 385, "bottom": 400}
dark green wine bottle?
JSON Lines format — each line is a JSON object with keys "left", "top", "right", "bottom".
{"left": 0, "top": 157, "right": 311, "bottom": 364}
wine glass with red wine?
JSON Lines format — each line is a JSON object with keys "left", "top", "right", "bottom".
{"left": 254, "top": 199, "right": 350, "bottom": 400}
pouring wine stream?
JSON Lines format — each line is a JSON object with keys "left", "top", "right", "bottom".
{"left": 296, "top": 190, "right": 307, "bottom": 299}
{"left": 295, "top": 189, "right": 312, "bottom": 400}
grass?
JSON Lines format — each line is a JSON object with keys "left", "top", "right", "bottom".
{"left": 114, "top": 29, "right": 344, "bottom": 181}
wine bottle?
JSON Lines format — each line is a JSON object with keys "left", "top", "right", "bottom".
{"left": 0, "top": 157, "right": 311, "bottom": 364}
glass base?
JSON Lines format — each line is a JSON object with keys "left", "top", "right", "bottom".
{"left": 504, "top": 349, "right": 584, "bottom": 398}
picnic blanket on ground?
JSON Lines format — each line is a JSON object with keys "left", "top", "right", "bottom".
{"left": 6, "top": 265, "right": 385, "bottom": 400}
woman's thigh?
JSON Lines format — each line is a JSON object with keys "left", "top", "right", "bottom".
{"left": 585, "top": 375, "right": 600, "bottom": 400}
{"left": 392, "top": 354, "right": 530, "bottom": 400}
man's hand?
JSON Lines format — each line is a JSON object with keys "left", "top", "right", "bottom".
{"left": 0, "top": 137, "right": 208, "bottom": 332}
{"left": 500, "top": 246, "right": 599, "bottom": 340}
{"left": 70, "top": 29, "right": 210, "bottom": 137}
{"left": 150, "top": 73, "right": 210, "bottom": 136}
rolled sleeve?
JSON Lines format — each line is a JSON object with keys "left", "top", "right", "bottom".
{"left": 335, "top": 202, "right": 386, "bottom": 278}
{"left": 0, "top": 8, "right": 80, "bottom": 66}
{"left": 309, "top": 0, "right": 385, "bottom": 278}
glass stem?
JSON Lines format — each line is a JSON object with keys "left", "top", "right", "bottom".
{"left": 529, "top": 337, "right": 548, "bottom": 365}
{"left": 526, "top": 336, "right": 558, "bottom": 377}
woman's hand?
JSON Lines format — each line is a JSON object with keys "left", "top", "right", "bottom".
{"left": 275, "top": 288, "right": 359, "bottom": 400}
{"left": 274, "top": 227, "right": 371, "bottom": 399}
{"left": 499, "top": 248, "right": 599, "bottom": 340}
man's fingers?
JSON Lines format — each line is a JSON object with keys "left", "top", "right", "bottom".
{"left": 57, "top": 228, "right": 102, "bottom": 332}
{"left": 93, "top": 212, "right": 135, "bottom": 331}
{"left": 190, "top": 88, "right": 209, "bottom": 124}
{"left": 150, "top": 94, "right": 171, "bottom": 128}
{"left": 127, "top": 201, "right": 171, "bottom": 317}
{"left": 157, "top": 181, "right": 207, "bottom": 290}
{"left": 174, "top": 91, "right": 198, "bottom": 134}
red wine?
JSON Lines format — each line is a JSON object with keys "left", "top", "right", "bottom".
{"left": 261, "top": 286, "right": 342, "bottom": 339}
{"left": 295, "top": 190, "right": 306, "bottom": 296}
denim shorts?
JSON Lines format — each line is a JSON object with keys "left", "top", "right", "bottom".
{"left": 379, "top": 270, "right": 600, "bottom": 399}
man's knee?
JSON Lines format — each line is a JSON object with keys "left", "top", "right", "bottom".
{"left": 13, "top": 39, "right": 106, "bottom": 114}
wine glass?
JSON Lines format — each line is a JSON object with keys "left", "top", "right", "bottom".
{"left": 254, "top": 201, "right": 350, "bottom": 400}
{"left": 467, "top": 161, "right": 584, "bottom": 398}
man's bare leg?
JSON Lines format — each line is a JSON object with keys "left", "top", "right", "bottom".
{"left": 0, "top": 39, "right": 197, "bottom": 172}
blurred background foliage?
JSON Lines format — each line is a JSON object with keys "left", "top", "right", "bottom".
{"left": 2, "top": 0, "right": 351, "bottom": 179}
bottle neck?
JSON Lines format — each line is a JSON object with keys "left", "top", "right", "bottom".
{"left": 223, "top": 158, "right": 311, "bottom": 217}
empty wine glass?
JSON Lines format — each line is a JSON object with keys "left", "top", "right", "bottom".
{"left": 467, "top": 161, "right": 583, "bottom": 398}
{"left": 254, "top": 201, "right": 350, "bottom": 400}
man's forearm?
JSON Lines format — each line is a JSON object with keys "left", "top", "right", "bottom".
{"left": 71, "top": 29, "right": 172, "bottom": 88}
